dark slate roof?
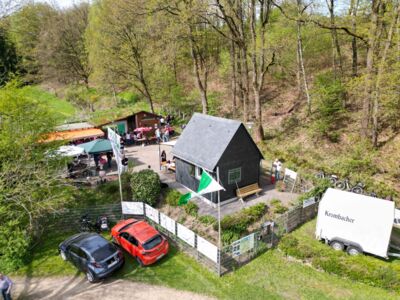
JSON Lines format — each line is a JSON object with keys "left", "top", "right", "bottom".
{"left": 172, "top": 113, "right": 262, "bottom": 171}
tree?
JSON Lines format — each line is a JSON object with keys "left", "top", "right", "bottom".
{"left": 0, "top": 81, "right": 72, "bottom": 271}
{"left": 87, "top": 0, "right": 157, "bottom": 113}
{"left": 249, "top": 0, "right": 275, "bottom": 141}
{"left": 8, "top": 3, "right": 55, "bottom": 82}
{"left": 0, "top": 25, "right": 17, "bottom": 85}
{"left": 37, "top": 4, "right": 92, "bottom": 86}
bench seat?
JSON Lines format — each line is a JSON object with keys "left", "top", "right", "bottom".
{"left": 236, "top": 183, "right": 262, "bottom": 200}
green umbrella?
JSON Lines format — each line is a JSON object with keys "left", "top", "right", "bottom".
{"left": 78, "top": 139, "right": 113, "bottom": 154}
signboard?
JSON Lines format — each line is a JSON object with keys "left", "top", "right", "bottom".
{"left": 177, "top": 223, "right": 195, "bottom": 247}
{"left": 197, "top": 235, "right": 218, "bottom": 263}
{"left": 284, "top": 168, "right": 298, "bottom": 180}
{"left": 121, "top": 201, "right": 144, "bottom": 215}
{"left": 283, "top": 168, "right": 298, "bottom": 193}
{"left": 107, "top": 127, "right": 123, "bottom": 174}
{"left": 160, "top": 212, "right": 176, "bottom": 234}
{"left": 145, "top": 204, "right": 159, "bottom": 224}
{"left": 303, "top": 197, "right": 316, "bottom": 208}
{"left": 231, "top": 233, "right": 255, "bottom": 257}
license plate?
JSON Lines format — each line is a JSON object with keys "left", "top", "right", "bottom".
{"left": 157, "top": 253, "right": 164, "bottom": 260}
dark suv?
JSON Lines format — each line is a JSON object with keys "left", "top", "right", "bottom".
{"left": 59, "top": 232, "right": 124, "bottom": 283}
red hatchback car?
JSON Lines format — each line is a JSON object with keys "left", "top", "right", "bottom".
{"left": 111, "top": 218, "right": 169, "bottom": 266}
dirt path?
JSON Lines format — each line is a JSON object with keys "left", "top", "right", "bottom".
{"left": 13, "top": 276, "right": 215, "bottom": 300}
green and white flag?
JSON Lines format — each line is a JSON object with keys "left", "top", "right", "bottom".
{"left": 179, "top": 170, "right": 225, "bottom": 205}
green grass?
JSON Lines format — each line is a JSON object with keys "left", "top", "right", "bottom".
{"left": 280, "top": 219, "right": 400, "bottom": 291}
{"left": 12, "top": 230, "right": 399, "bottom": 299}
{"left": 20, "top": 86, "right": 77, "bottom": 124}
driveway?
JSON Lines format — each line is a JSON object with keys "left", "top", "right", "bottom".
{"left": 14, "top": 276, "right": 214, "bottom": 300}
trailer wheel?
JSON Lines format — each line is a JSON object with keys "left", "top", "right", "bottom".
{"left": 347, "top": 246, "right": 361, "bottom": 256}
{"left": 330, "top": 241, "right": 344, "bottom": 251}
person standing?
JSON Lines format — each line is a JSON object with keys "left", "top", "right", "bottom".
{"left": 276, "top": 159, "right": 282, "bottom": 181}
{"left": 106, "top": 152, "right": 113, "bottom": 169}
{"left": 155, "top": 126, "right": 162, "bottom": 143}
{"left": 0, "top": 273, "right": 13, "bottom": 300}
{"left": 162, "top": 127, "right": 170, "bottom": 142}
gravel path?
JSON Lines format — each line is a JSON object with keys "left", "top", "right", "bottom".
{"left": 13, "top": 276, "right": 215, "bottom": 300}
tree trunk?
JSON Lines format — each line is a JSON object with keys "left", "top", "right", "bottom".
{"left": 371, "top": 4, "right": 399, "bottom": 147}
{"left": 327, "top": 0, "right": 343, "bottom": 78}
{"left": 349, "top": 0, "right": 359, "bottom": 77}
{"left": 296, "top": 15, "right": 311, "bottom": 114}
{"left": 239, "top": 45, "right": 249, "bottom": 122}
{"left": 189, "top": 26, "right": 208, "bottom": 114}
{"left": 229, "top": 38, "right": 237, "bottom": 110}
{"left": 363, "top": 0, "right": 381, "bottom": 139}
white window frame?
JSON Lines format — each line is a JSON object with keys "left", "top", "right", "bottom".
{"left": 228, "top": 167, "right": 242, "bottom": 184}
{"left": 195, "top": 166, "right": 202, "bottom": 180}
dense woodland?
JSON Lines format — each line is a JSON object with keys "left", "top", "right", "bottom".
{"left": 0, "top": 0, "right": 400, "bottom": 271}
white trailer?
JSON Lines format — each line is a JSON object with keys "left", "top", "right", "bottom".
{"left": 316, "top": 188, "right": 395, "bottom": 258}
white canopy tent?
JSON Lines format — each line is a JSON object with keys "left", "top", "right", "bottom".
{"left": 54, "top": 145, "right": 85, "bottom": 157}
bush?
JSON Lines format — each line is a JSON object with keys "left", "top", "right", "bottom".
{"left": 0, "top": 226, "right": 30, "bottom": 272}
{"left": 130, "top": 169, "right": 161, "bottom": 206}
{"left": 217, "top": 203, "right": 266, "bottom": 244}
{"left": 222, "top": 230, "right": 241, "bottom": 245}
{"left": 270, "top": 199, "right": 288, "bottom": 214}
{"left": 198, "top": 215, "right": 217, "bottom": 226}
{"left": 184, "top": 202, "right": 199, "bottom": 217}
{"left": 163, "top": 188, "right": 181, "bottom": 206}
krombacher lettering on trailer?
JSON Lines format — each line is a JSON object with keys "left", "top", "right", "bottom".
{"left": 324, "top": 210, "right": 355, "bottom": 223}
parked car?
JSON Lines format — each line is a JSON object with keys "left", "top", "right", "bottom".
{"left": 111, "top": 218, "right": 169, "bottom": 266}
{"left": 59, "top": 232, "right": 124, "bottom": 283}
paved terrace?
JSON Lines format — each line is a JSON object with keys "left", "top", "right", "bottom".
{"left": 123, "top": 143, "right": 298, "bottom": 218}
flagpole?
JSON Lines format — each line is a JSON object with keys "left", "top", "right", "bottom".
{"left": 217, "top": 166, "right": 221, "bottom": 276}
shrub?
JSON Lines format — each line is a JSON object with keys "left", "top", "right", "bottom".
{"left": 222, "top": 230, "right": 241, "bottom": 245}
{"left": 163, "top": 188, "right": 181, "bottom": 206}
{"left": 121, "top": 172, "right": 133, "bottom": 201}
{"left": 311, "top": 72, "right": 346, "bottom": 142}
{"left": 270, "top": 199, "right": 288, "bottom": 214}
{"left": 184, "top": 202, "right": 199, "bottom": 217}
{"left": 279, "top": 235, "right": 299, "bottom": 256}
{"left": 130, "top": 169, "right": 161, "bottom": 206}
{"left": 198, "top": 215, "right": 217, "bottom": 226}
{"left": 217, "top": 203, "right": 266, "bottom": 244}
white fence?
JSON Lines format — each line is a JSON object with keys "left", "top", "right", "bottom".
{"left": 122, "top": 201, "right": 220, "bottom": 269}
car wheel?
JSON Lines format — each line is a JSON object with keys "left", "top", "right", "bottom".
{"left": 330, "top": 241, "right": 344, "bottom": 251}
{"left": 60, "top": 250, "right": 67, "bottom": 261}
{"left": 136, "top": 256, "right": 144, "bottom": 267}
{"left": 86, "top": 271, "right": 96, "bottom": 283}
{"left": 347, "top": 246, "right": 361, "bottom": 256}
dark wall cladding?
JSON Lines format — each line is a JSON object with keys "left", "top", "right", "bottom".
{"left": 175, "top": 125, "right": 262, "bottom": 203}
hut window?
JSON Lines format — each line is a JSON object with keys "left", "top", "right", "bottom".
{"left": 195, "top": 166, "right": 203, "bottom": 180}
{"left": 228, "top": 168, "right": 241, "bottom": 184}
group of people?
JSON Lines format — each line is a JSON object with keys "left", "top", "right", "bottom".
{"left": 155, "top": 125, "right": 172, "bottom": 143}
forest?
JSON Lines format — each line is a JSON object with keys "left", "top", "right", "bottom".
{"left": 0, "top": 0, "right": 399, "bottom": 271}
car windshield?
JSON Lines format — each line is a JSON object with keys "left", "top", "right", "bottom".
{"left": 91, "top": 243, "right": 117, "bottom": 261}
{"left": 142, "top": 234, "right": 163, "bottom": 250}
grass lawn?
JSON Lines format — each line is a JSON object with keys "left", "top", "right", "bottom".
{"left": 20, "top": 85, "right": 76, "bottom": 124}
{"left": 13, "top": 230, "right": 399, "bottom": 300}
